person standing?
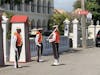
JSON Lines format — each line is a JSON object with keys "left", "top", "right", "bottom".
{"left": 13, "top": 27, "right": 23, "bottom": 68}
{"left": 48, "top": 25, "right": 60, "bottom": 66}
{"left": 35, "top": 28, "right": 43, "bottom": 62}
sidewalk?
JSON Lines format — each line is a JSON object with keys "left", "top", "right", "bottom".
{"left": 0, "top": 47, "right": 100, "bottom": 75}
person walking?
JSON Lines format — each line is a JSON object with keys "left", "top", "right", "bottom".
{"left": 35, "top": 28, "right": 44, "bottom": 62}
{"left": 13, "top": 27, "right": 23, "bottom": 68}
{"left": 48, "top": 25, "right": 60, "bottom": 66}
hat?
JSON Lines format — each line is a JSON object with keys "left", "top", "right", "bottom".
{"left": 31, "top": 28, "right": 38, "bottom": 32}
{"left": 16, "top": 27, "right": 21, "bottom": 30}
{"left": 53, "top": 25, "right": 58, "bottom": 28}
{"left": 37, "top": 28, "right": 43, "bottom": 30}
{"left": 31, "top": 28, "right": 38, "bottom": 35}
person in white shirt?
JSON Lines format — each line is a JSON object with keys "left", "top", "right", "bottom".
{"left": 13, "top": 27, "right": 23, "bottom": 68}
{"left": 48, "top": 25, "right": 60, "bottom": 66}
{"left": 35, "top": 28, "right": 43, "bottom": 62}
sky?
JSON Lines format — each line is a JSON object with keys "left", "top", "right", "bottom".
{"left": 54, "top": 0, "right": 77, "bottom": 12}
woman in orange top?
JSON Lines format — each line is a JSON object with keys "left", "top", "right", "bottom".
{"left": 35, "top": 28, "right": 43, "bottom": 62}
{"left": 13, "top": 27, "right": 23, "bottom": 68}
{"left": 49, "top": 25, "right": 60, "bottom": 66}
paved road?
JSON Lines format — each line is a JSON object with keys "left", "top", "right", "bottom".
{"left": 0, "top": 47, "right": 100, "bottom": 75}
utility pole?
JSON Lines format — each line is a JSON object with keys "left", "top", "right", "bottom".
{"left": 81, "top": 0, "right": 87, "bottom": 48}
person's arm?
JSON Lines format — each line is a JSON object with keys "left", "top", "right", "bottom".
{"left": 49, "top": 32, "right": 56, "bottom": 42}
{"left": 35, "top": 34, "right": 41, "bottom": 46}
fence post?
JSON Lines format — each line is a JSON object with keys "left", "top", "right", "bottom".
{"left": 72, "top": 19, "right": 79, "bottom": 48}
{"left": 2, "top": 13, "right": 9, "bottom": 63}
{"left": 63, "top": 19, "right": 70, "bottom": 48}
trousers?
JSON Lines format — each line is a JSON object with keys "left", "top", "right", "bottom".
{"left": 51, "top": 42, "right": 59, "bottom": 59}
{"left": 37, "top": 43, "right": 43, "bottom": 61}
{"left": 15, "top": 46, "right": 22, "bottom": 68}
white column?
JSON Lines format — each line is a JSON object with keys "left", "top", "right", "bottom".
{"left": 2, "top": 15, "right": 9, "bottom": 63}
{"left": 0, "top": 21, "right": 4, "bottom": 66}
{"left": 46, "top": 0, "right": 48, "bottom": 14}
{"left": 96, "top": 20, "right": 100, "bottom": 35}
{"left": 72, "top": 19, "right": 79, "bottom": 48}
{"left": 34, "top": 0, "right": 37, "bottom": 13}
{"left": 63, "top": 19, "right": 70, "bottom": 48}
{"left": 22, "top": 0, "right": 25, "bottom": 12}
{"left": 29, "top": 2, "right": 32, "bottom": 12}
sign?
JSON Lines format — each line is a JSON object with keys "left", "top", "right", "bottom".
{"left": 78, "top": 10, "right": 89, "bottom": 15}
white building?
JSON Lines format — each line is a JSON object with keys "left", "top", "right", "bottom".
{"left": 1, "top": 0, "right": 54, "bottom": 30}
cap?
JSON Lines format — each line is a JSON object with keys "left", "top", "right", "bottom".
{"left": 37, "top": 28, "right": 43, "bottom": 30}
{"left": 53, "top": 25, "right": 58, "bottom": 28}
{"left": 31, "top": 28, "right": 38, "bottom": 35}
{"left": 16, "top": 27, "right": 21, "bottom": 30}
{"left": 31, "top": 28, "right": 38, "bottom": 31}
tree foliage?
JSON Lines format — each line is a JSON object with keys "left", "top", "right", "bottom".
{"left": 73, "top": 0, "right": 81, "bottom": 9}
{"left": 48, "top": 13, "right": 70, "bottom": 35}
{"left": 73, "top": 0, "right": 100, "bottom": 24}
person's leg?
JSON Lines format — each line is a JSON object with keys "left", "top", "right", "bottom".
{"left": 52, "top": 42, "right": 57, "bottom": 59}
{"left": 15, "top": 50, "right": 18, "bottom": 68}
{"left": 41, "top": 43, "right": 43, "bottom": 55}
{"left": 37, "top": 45, "right": 41, "bottom": 62}
{"left": 52, "top": 42, "right": 60, "bottom": 65}
{"left": 17, "top": 46, "right": 22, "bottom": 60}
{"left": 56, "top": 43, "right": 59, "bottom": 59}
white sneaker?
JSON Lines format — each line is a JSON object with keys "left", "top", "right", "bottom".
{"left": 39, "top": 59, "right": 44, "bottom": 62}
{"left": 14, "top": 62, "right": 17, "bottom": 68}
{"left": 18, "top": 65, "right": 22, "bottom": 68}
{"left": 53, "top": 59, "right": 60, "bottom": 66}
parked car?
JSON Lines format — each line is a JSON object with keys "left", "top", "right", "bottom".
{"left": 95, "top": 30, "right": 100, "bottom": 47}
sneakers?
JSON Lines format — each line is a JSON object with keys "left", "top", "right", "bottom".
{"left": 53, "top": 59, "right": 60, "bottom": 66}
{"left": 14, "top": 62, "right": 18, "bottom": 68}
{"left": 37, "top": 59, "right": 44, "bottom": 62}
{"left": 14, "top": 62, "right": 21, "bottom": 68}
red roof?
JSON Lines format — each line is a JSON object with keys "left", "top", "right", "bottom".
{"left": 10, "top": 15, "right": 28, "bottom": 23}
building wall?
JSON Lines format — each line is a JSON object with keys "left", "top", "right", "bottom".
{"left": 1, "top": 0, "right": 54, "bottom": 30}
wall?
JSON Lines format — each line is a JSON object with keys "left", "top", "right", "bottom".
{"left": 30, "top": 36, "right": 69, "bottom": 56}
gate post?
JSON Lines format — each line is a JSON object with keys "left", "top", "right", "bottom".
{"left": 72, "top": 19, "right": 79, "bottom": 48}
{"left": 63, "top": 18, "right": 70, "bottom": 48}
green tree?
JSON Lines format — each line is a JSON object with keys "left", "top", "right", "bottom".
{"left": 73, "top": 0, "right": 81, "bottom": 9}
{"left": 49, "top": 13, "right": 70, "bottom": 35}
{"left": 86, "top": 0, "right": 100, "bottom": 24}
{"left": 73, "top": 0, "right": 100, "bottom": 24}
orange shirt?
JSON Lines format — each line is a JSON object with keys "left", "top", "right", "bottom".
{"left": 36, "top": 31, "right": 43, "bottom": 43}
{"left": 14, "top": 32, "right": 23, "bottom": 46}
{"left": 55, "top": 31, "right": 60, "bottom": 43}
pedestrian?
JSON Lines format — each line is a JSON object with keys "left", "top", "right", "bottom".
{"left": 48, "top": 25, "right": 60, "bottom": 66}
{"left": 13, "top": 27, "right": 23, "bottom": 68}
{"left": 35, "top": 28, "right": 44, "bottom": 62}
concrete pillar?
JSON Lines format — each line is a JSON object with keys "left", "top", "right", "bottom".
{"left": 29, "top": 2, "right": 32, "bottom": 12}
{"left": 63, "top": 18, "right": 70, "bottom": 48}
{"left": 15, "top": 5, "right": 18, "bottom": 12}
{"left": 6, "top": 4, "right": 10, "bottom": 10}
{"left": 40, "top": 0, "right": 43, "bottom": 13}
{"left": 96, "top": 20, "right": 100, "bottom": 35}
{"left": 2, "top": 14, "right": 9, "bottom": 63}
{"left": 34, "top": 0, "right": 37, "bottom": 13}
{"left": 72, "top": 19, "right": 79, "bottom": 48}
{"left": 0, "top": 19, "right": 4, "bottom": 66}
{"left": 46, "top": 0, "right": 48, "bottom": 14}
{"left": 22, "top": 0, "right": 25, "bottom": 12}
